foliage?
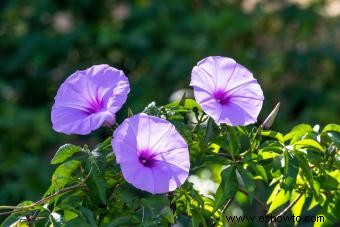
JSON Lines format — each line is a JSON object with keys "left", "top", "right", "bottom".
{"left": 1, "top": 100, "right": 339, "bottom": 226}
{"left": 0, "top": 0, "right": 339, "bottom": 226}
{"left": 0, "top": 0, "right": 339, "bottom": 207}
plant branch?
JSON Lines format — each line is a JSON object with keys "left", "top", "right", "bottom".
{"left": 221, "top": 198, "right": 233, "bottom": 213}
{"left": 0, "top": 169, "right": 92, "bottom": 216}
{"left": 0, "top": 183, "right": 85, "bottom": 216}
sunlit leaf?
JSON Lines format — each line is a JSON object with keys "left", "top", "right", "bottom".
{"left": 51, "top": 144, "right": 81, "bottom": 164}
{"left": 284, "top": 124, "right": 313, "bottom": 143}
{"left": 261, "top": 130, "right": 284, "bottom": 142}
{"left": 52, "top": 160, "right": 81, "bottom": 189}
{"left": 267, "top": 183, "right": 280, "bottom": 205}
{"left": 322, "top": 124, "right": 340, "bottom": 133}
{"left": 250, "top": 164, "right": 268, "bottom": 184}
{"left": 267, "top": 189, "right": 291, "bottom": 214}
{"left": 293, "top": 152, "right": 320, "bottom": 200}
{"left": 294, "top": 139, "right": 324, "bottom": 152}
{"left": 290, "top": 190, "right": 305, "bottom": 224}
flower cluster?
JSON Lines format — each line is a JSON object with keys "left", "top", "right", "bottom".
{"left": 51, "top": 56, "right": 263, "bottom": 194}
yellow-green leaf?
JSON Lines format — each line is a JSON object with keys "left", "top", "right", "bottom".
{"left": 294, "top": 139, "right": 324, "bottom": 152}
{"left": 267, "top": 189, "right": 291, "bottom": 214}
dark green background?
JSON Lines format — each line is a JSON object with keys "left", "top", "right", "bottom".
{"left": 0, "top": 0, "right": 339, "bottom": 207}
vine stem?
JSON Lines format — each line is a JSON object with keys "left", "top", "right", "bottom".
{"left": 0, "top": 169, "right": 92, "bottom": 216}
{"left": 0, "top": 183, "right": 85, "bottom": 216}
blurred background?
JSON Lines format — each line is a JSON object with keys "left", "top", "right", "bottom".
{"left": 0, "top": 0, "right": 339, "bottom": 214}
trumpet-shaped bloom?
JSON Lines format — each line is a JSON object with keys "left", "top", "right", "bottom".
{"left": 190, "top": 56, "right": 264, "bottom": 126}
{"left": 51, "top": 64, "right": 130, "bottom": 135}
{"left": 112, "top": 114, "right": 190, "bottom": 194}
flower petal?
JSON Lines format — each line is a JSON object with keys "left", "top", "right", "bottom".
{"left": 151, "top": 162, "right": 189, "bottom": 194}
{"left": 190, "top": 56, "right": 264, "bottom": 125}
{"left": 51, "top": 64, "right": 130, "bottom": 135}
{"left": 120, "top": 162, "right": 155, "bottom": 193}
{"left": 112, "top": 114, "right": 190, "bottom": 194}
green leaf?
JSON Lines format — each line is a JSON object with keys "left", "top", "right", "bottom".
{"left": 86, "top": 165, "right": 109, "bottom": 205}
{"left": 140, "top": 195, "right": 172, "bottom": 223}
{"left": 250, "top": 164, "right": 268, "bottom": 184}
{"left": 307, "top": 195, "right": 319, "bottom": 211}
{"left": 294, "top": 139, "right": 324, "bottom": 151}
{"left": 203, "top": 117, "right": 219, "bottom": 146}
{"left": 164, "top": 98, "right": 202, "bottom": 111}
{"left": 160, "top": 206, "right": 174, "bottom": 224}
{"left": 284, "top": 124, "right": 313, "bottom": 143}
{"left": 213, "top": 166, "right": 238, "bottom": 213}
{"left": 51, "top": 144, "right": 81, "bottom": 164}
{"left": 261, "top": 130, "right": 284, "bottom": 142}
{"left": 1, "top": 213, "right": 23, "bottom": 227}
{"left": 267, "top": 189, "right": 291, "bottom": 214}
{"left": 317, "top": 171, "right": 339, "bottom": 190}
{"left": 322, "top": 124, "right": 340, "bottom": 133}
{"left": 283, "top": 151, "right": 299, "bottom": 190}
{"left": 267, "top": 183, "right": 280, "bottom": 205}
{"left": 183, "top": 98, "right": 202, "bottom": 111}
{"left": 258, "top": 151, "right": 280, "bottom": 160}
{"left": 80, "top": 207, "right": 97, "bottom": 226}
{"left": 63, "top": 208, "right": 79, "bottom": 222}
{"left": 64, "top": 218, "right": 93, "bottom": 227}
{"left": 105, "top": 216, "right": 139, "bottom": 227}
{"left": 237, "top": 166, "right": 256, "bottom": 193}
{"left": 293, "top": 152, "right": 320, "bottom": 200}
{"left": 191, "top": 208, "right": 204, "bottom": 227}
{"left": 290, "top": 191, "right": 305, "bottom": 219}
{"left": 52, "top": 160, "right": 81, "bottom": 189}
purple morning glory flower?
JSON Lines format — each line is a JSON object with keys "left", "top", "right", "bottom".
{"left": 190, "top": 56, "right": 264, "bottom": 126}
{"left": 51, "top": 64, "right": 130, "bottom": 135}
{"left": 112, "top": 113, "right": 190, "bottom": 194}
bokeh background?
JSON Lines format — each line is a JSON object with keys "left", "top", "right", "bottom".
{"left": 0, "top": 0, "right": 339, "bottom": 214}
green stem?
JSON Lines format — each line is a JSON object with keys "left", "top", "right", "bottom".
{"left": 221, "top": 198, "right": 233, "bottom": 213}
{"left": 0, "top": 169, "right": 92, "bottom": 216}
{"left": 0, "top": 183, "right": 85, "bottom": 216}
